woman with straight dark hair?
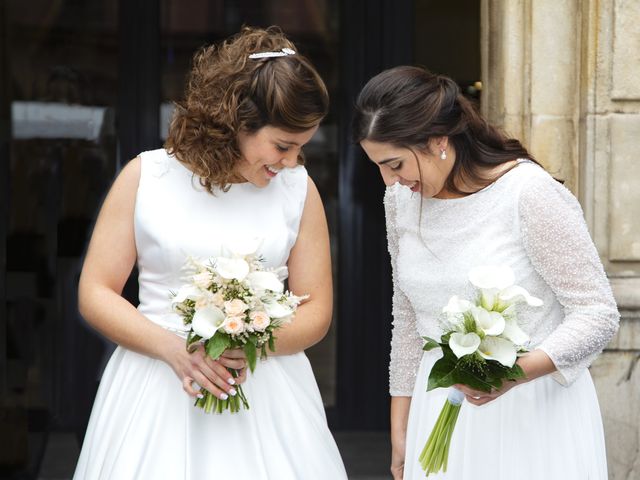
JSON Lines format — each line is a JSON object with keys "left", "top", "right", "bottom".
{"left": 74, "top": 26, "right": 347, "bottom": 479}
{"left": 353, "top": 66, "right": 618, "bottom": 479}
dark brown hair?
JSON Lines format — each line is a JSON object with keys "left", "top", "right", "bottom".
{"left": 353, "top": 66, "right": 537, "bottom": 194}
{"left": 165, "top": 26, "right": 329, "bottom": 192}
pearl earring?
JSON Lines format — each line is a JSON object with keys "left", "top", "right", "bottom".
{"left": 440, "top": 149, "right": 447, "bottom": 160}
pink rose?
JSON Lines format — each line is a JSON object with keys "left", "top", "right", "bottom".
{"left": 222, "top": 316, "right": 245, "bottom": 335}
{"left": 249, "top": 311, "right": 271, "bottom": 332}
{"left": 224, "top": 299, "right": 248, "bottom": 316}
{"left": 193, "top": 271, "right": 212, "bottom": 289}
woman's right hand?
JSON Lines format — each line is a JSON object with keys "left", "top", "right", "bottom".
{"left": 162, "top": 333, "right": 247, "bottom": 399}
{"left": 390, "top": 440, "right": 405, "bottom": 480}
{"left": 390, "top": 396, "right": 410, "bottom": 480}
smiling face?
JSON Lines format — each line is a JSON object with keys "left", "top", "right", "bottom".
{"left": 235, "top": 125, "right": 319, "bottom": 187}
{"left": 360, "top": 138, "right": 456, "bottom": 198}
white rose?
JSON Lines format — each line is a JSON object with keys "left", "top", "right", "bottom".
{"left": 195, "top": 294, "right": 212, "bottom": 310}
{"left": 210, "top": 292, "right": 225, "bottom": 307}
{"left": 250, "top": 311, "right": 271, "bottom": 332}
{"left": 192, "top": 271, "right": 212, "bottom": 289}
{"left": 224, "top": 299, "right": 248, "bottom": 316}
{"left": 222, "top": 316, "right": 245, "bottom": 335}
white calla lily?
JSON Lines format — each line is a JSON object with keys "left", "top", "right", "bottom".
{"left": 469, "top": 265, "right": 514, "bottom": 290}
{"left": 449, "top": 332, "right": 481, "bottom": 358}
{"left": 173, "top": 285, "right": 201, "bottom": 304}
{"left": 227, "top": 237, "right": 262, "bottom": 257}
{"left": 478, "top": 336, "right": 517, "bottom": 367}
{"left": 273, "top": 266, "right": 289, "bottom": 281}
{"left": 442, "top": 295, "right": 473, "bottom": 315}
{"left": 499, "top": 285, "right": 543, "bottom": 307}
{"left": 215, "top": 257, "right": 250, "bottom": 281}
{"left": 470, "top": 306, "right": 505, "bottom": 336}
{"left": 191, "top": 306, "right": 225, "bottom": 339}
{"left": 263, "top": 301, "right": 294, "bottom": 319}
{"left": 247, "top": 271, "right": 284, "bottom": 293}
{"left": 501, "top": 319, "right": 530, "bottom": 346}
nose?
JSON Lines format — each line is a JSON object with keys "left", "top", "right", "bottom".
{"left": 281, "top": 150, "right": 299, "bottom": 168}
{"left": 379, "top": 167, "right": 398, "bottom": 187}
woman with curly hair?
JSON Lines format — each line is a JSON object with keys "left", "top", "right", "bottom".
{"left": 73, "top": 27, "right": 347, "bottom": 479}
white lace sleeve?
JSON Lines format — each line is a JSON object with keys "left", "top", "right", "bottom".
{"left": 518, "top": 172, "right": 620, "bottom": 386}
{"left": 385, "top": 187, "right": 424, "bottom": 396}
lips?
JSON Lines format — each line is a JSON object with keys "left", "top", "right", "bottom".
{"left": 406, "top": 181, "right": 420, "bottom": 193}
{"left": 264, "top": 165, "right": 280, "bottom": 178}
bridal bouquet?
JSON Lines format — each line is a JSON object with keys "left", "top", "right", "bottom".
{"left": 171, "top": 239, "right": 307, "bottom": 414}
{"left": 419, "top": 265, "right": 542, "bottom": 476}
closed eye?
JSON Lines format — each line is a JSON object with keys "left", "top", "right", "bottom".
{"left": 275, "top": 144, "right": 290, "bottom": 152}
{"left": 389, "top": 162, "right": 403, "bottom": 171}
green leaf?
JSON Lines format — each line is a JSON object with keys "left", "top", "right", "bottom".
{"left": 205, "top": 334, "right": 230, "bottom": 360}
{"left": 268, "top": 335, "right": 276, "bottom": 352}
{"left": 243, "top": 342, "right": 257, "bottom": 372}
{"left": 427, "top": 356, "right": 458, "bottom": 391}
{"left": 453, "top": 367, "right": 494, "bottom": 393}
{"left": 422, "top": 337, "right": 441, "bottom": 352}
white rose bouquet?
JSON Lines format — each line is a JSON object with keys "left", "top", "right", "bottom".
{"left": 171, "top": 239, "right": 307, "bottom": 414}
{"left": 419, "top": 265, "right": 543, "bottom": 476}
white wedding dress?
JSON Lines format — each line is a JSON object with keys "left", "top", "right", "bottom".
{"left": 74, "top": 149, "right": 347, "bottom": 479}
{"left": 385, "top": 161, "right": 619, "bottom": 479}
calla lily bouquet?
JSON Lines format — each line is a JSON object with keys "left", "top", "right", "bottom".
{"left": 171, "top": 239, "right": 307, "bottom": 414}
{"left": 419, "top": 265, "right": 542, "bottom": 476}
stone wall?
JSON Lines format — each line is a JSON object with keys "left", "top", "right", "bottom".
{"left": 481, "top": 0, "right": 640, "bottom": 477}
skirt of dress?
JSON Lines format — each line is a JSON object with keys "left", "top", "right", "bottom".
{"left": 403, "top": 350, "right": 608, "bottom": 480}
{"left": 74, "top": 345, "right": 347, "bottom": 480}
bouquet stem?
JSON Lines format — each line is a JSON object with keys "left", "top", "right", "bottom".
{"left": 419, "top": 389, "right": 465, "bottom": 476}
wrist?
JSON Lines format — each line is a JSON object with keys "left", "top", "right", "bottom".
{"left": 516, "top": 349, "right": 556, "bottom": 383}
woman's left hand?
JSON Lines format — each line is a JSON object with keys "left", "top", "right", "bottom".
{"left": 454, "top": 349, "right": 558, "bottom": 406}
{"left": 453, "top": 380, "right": 521, "bottom": 407}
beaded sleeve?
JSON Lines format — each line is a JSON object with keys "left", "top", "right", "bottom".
{"left": 518, "top": 173, "right": 620, "bottom": 386}
{"left": 385, "top": 187, "right": 425, "bottom": 396}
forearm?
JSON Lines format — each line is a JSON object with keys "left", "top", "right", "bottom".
{"left": 391, "top": 396, "right": 411, "bottom": 454}
{"left": 517, "top": 349, "right": 557, "bottom": 383}
{"left": 79, "top": 281, "right": 181, "bottom": 362}
{"left": 269, "top": 301, "right": 331, "bottom": 355}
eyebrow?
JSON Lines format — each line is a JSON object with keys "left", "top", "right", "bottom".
{"left": 376, "top": 157, "right": 402, "bottom": 165}
{"left": 276, "top": 139, "right": 300, "bottom": 146}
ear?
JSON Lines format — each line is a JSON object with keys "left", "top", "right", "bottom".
{"left": 434, "top": 136, "right": 449, "bottom": 151}
{"left": 424, "top": 136, "right": 448, "bottom": 155}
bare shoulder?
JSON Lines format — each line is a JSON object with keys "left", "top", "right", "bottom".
{"left": 115, "top": 156, "right": 142, "bottom": 190}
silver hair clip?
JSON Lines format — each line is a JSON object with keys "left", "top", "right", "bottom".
{"left": 248, "top": 48, "right": 296, "bottom": 59}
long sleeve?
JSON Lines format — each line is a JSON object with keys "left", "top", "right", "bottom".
{"left": 384, "top": 186, "right": 424, "bottom": 396}
{"left": 518, "top": 172, "right": 620, "bottom": 386}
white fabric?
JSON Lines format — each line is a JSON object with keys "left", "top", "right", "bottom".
{"left": 385, "top": 161, "right": 618, "bottom": 479}
{"left": 74, "top": 149, "right": 347, "bottom": 479}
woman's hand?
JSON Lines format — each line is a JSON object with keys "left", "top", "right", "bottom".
{"left": 390, "top": 442, "right": 405, "bottom": 480}
{"left": 455, "top": 349, "right": 557, "bottom": 406}
{"left": 390, "top": 396, "right": 411, "bottom": 480}
{"left": 454, "top": 380, "right": 520, "bottom": 407}
{"left": 162, "top": 333, "right": 247, "bottom": 399}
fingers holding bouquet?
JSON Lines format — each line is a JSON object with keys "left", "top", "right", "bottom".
{"left": 453, "top": 380, "right": 519, "bottom": 407}
{"left": 177, "top": 343, "right": 240, "bottom": 400}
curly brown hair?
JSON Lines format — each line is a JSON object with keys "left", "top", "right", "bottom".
{"left": 164, "top": 26, "right": 329, "bottom": 192}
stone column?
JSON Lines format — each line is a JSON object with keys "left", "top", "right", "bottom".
{"left": 482, "top": 0, "right": 640, "bottom": 477}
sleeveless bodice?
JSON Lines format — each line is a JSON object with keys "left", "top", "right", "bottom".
{"left": 134, "top": 149, "right": 307, "bottom": 331}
